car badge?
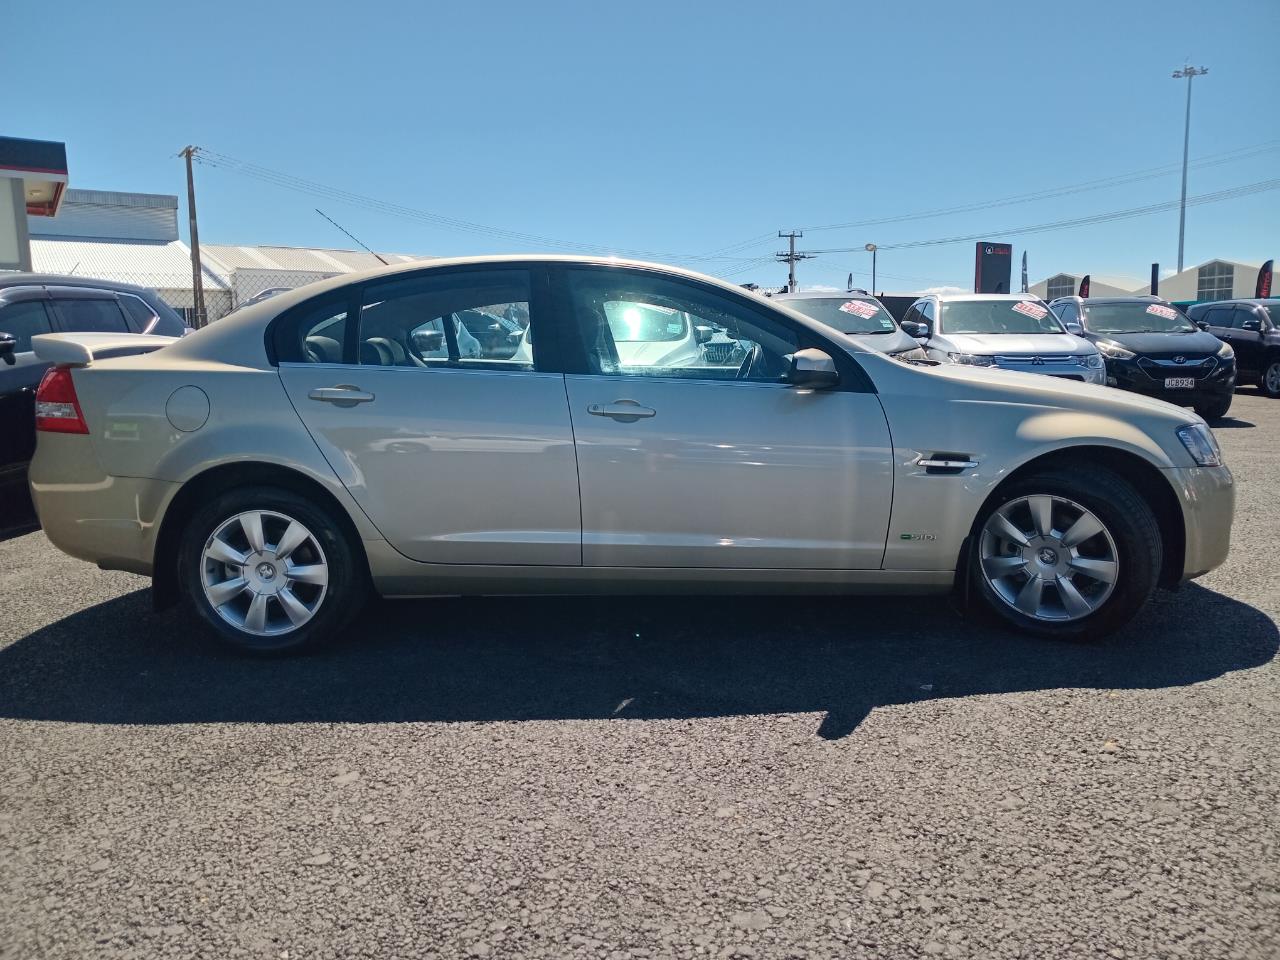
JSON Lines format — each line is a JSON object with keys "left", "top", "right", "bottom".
{"left": 1030, "top": 356, "right": 1044, "bottom": 365}
{"left": 1173, "top": 356, "right": 1186, "bottom": 364}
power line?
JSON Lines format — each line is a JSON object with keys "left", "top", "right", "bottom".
{"left": 800, "top": 177, "right": 1280, "bottom": 255}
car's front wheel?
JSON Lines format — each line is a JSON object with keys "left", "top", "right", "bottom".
{"left": 1194, "top": 393, "right": 1232, "bottom": 421}
{"left": 970, "top": 466, "right": 1162, "bottom": 640}
{"left": 1262, "top": 356, "right": 1280, "bottom": 399}
{"left": 179, "top": 486, "right": 367, "bottom": 653}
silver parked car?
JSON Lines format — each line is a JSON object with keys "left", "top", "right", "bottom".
{"left": 903, "top": 293, "right": 1105, "bottom": 384}
{"left": 29, "top": 256, "right": 1232, "bottom": 653}
{"left": 767, "top": 290, "right": 929, "bottom": 361}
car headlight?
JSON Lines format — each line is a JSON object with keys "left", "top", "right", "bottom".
{"left": 1176, "top": 423, "right": 1223, "bottom": 467}
{"left": 1216, "top": 340, "right": 1234, "bottom": 360}
{"left": 1074, "top": 352, "right": 1104, "bottom": 369}
{"left": 1095, "top": 340, "right": 1135, "bottom": 360}
{"left": 893, "top": 347, "right": 930, "bottom": 362}
{"left": 947, "top": 352, "right": 996, "bottom": 366}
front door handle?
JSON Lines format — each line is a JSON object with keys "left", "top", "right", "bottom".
{"left": 308, "top": 385, "right": 375, "bottom": 407}
{"left": 587, "top": 399, "right": 657, "bottom": 423}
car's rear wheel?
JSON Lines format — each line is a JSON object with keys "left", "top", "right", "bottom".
{"left": 179, "top": 486, "right": 366, "bottom": 653}
{"left": 1194, "top": 393, "right": 1232, "bottom": 420}
{"left": 1262, "top": 356, "right": 1280, "bottom": 398}
{"left": 970, "top": 467, "right": 1162, "bottom": 640}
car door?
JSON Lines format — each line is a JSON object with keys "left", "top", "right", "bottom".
{"left": 0, "top": 297, "right": 55, "bottom": 472}
{"left": 559, "top": 265, "right": 894, "bottom": 569}
{"left": 276, "top": 266, "right": 582, "bottom": 566}
{"left": 1229, "top": 305, "right": 1265, "bottom": 375}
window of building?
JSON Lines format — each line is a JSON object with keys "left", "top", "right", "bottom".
{"left": 1196, "top": 262, "right": 1234, "bottom": 301}
{"left": 1046, "top": 276, "right": 1077, "bottom": 301}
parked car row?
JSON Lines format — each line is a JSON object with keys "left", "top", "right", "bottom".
{"left": 22, "top": 256, "right": 1235, "bottom": 656}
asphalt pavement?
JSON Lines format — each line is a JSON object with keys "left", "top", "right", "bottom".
{"left": 1, "top": 390, "right": 1277, "bottom": 960}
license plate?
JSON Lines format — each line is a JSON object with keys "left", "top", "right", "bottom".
{"left": 1164, "top": 377, "right": 1195, "bottom": 389}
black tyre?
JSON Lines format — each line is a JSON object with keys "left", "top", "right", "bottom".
{"left": 1262, "top": 356, "right": 1280, "bottom": 399}
{"left": 969, "top": 466, "right": 1162, "bottom": 641}
{"left": 178, "top": 485, "right": 368, "bottom": 653}
{"left": 1194, "top": 393, "right": 1232, "bottom": 421}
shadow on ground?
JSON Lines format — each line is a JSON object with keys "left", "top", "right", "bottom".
{"left": 0, "top": 585, "right": 1274, "bottom": 738}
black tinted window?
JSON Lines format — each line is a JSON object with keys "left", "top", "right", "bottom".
{"left": 119, "top": 294, "right": 158, "bottom": 332}
{"left": 0, "top": 300, "right": 53, "bottom": 352}
{"left": 1232, "top": 307, "right": 1260, "bottom": 329}
{"left": 1202, "top": 307, "right": 1231, "bottom": 328}
{"left": 53, "top": 298, "right": 130, "bottom": 334}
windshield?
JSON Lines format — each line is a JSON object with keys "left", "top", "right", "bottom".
{"left": 781, "top": 296, "right": 897, "bottom": 335}
{"left": 604, "top": 300, "right": 689, "bottom": 342}
{"left": 1082, "top": 301, "right": 1195, "bottom": 334}
{"left": 939, "top": 299, "right": 1064, "bottom": 335}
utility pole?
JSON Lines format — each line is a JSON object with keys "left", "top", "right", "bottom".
{"left": 1172, "top": 65, "right": 1208, "bottom": 272}
{"left": 180, "top": 146, "right": 207, "bottom": 327}
{"left": 776, "top": 230, "right": 814, "bottom": 292}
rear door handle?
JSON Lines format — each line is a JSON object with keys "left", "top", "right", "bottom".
{"left": 587, "top": 399, "right": 656, "bottom": 423}
{"left": 308, "top": 385, "right": 375, "bottom": 406}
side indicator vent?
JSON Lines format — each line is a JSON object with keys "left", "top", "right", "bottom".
{"left": 917, "top": 453, "right": 978, "bottom": 475}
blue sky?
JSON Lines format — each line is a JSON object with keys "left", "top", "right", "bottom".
{"left": 5, "top": 0, "right": 1277, "bottom": 292}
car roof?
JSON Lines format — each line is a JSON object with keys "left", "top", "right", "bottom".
{"left": 926, "top": 292, "right": 1039, "bottom": 302}
{"left": 0, "top": 273, "right": 155, "bottom": 295}
{"left": 1079, "top": 296, "right": 1169, "bottom": 305}
{"left": 771, "top": 291, "right": 876, "bottom": 300}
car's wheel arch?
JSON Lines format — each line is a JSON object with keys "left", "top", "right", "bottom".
{"left": 957, "top": 444, "right": 1185, "bottom": 593}
{"left": 152, "top": 461, "right": 371, "bottom": 611}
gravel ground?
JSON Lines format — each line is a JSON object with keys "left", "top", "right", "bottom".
{"left": 1, "top": 390, "right": 1277, "bottom": 960}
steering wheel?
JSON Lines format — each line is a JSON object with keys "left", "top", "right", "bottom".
{"left": 736, "top": 342, "right": 764, "bottom": 380}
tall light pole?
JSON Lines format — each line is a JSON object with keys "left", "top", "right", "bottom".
{"left": 1172, "top": 64, "right": 1208, "bottom": 272}
{"left": 864, "top": 243, "right": 877, "bottom": 293}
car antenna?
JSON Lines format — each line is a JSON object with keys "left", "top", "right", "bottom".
{"left": 315, "top": 208, "right": 389, "bottom": 265}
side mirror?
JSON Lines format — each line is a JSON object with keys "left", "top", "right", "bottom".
{"left": 785, "top": 348, "right": 840, "bottom": 389}
{"left": 694, "top": 324, "right": 713, "bottom": 344}
{"left": 901, "top": 320, "right": 929, "bottom": 340}
{"left": 1064, "top": 321, "right": 1083, "bottom": 335}
{"left": 507, "top": 328, "right": 524, "bottom": 344}
{"left": 1241, "top": 318, "right": 1262, "bottom": 332}
{"left": 0, "top": 333, "right": 15, "bottom": 366}
{"left": 1194, "top": 319, "right": 1209, "bottom": 331}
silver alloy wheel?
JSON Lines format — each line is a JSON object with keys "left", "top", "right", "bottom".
{"left": 1266, "top": 360, "right": 1280, "bottom": 395}
{"left": 200, "top": 510, "right": 329, "bottom": 637}
{"left": 979, "top": 495, "right": 1119, "bottom": 623}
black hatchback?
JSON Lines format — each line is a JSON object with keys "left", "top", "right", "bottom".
{"left": 1049, "top": 296, "right": 1236, "bottom": 420}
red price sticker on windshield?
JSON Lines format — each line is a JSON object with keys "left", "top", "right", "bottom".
{"left": 1146, "top": 303, "right": 1178, "bottom": 320}
{"left": 839, "top": 300, "right": 880, "bottom": 320}
{"left": 1011, "top": 301, "right": 1048, "bottom": 320}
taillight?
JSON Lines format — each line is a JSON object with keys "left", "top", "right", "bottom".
{"left": 35, "top": 367, "right": 89, "bottom": 434}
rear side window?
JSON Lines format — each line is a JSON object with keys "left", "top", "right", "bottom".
{"left": 51, "top": 298, "right": 130, "bottom": 334}
{"left": 0, "top": 300, "right": 53, "bottom": 352}
{"left": 357, "top": 269, "right": 533, "bottom": 370}
{"left": 119, "top": 294, "right": 159, "bottom": 332}
{"left": 287, "top": 300, "right": 351, "bottom": 364}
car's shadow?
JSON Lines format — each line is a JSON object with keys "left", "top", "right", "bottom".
{"left": 0, "top": 585, "right": 1274, "bottom": 739}
{"left": 1211, "top": 416, "right": 1255, "bottom": 429}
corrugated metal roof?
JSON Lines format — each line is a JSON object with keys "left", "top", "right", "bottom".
{"left": 29, "top": 238, "right": 228, "bottom": 290}
{"left": 61, "top": 189, "right": 177, "bottom": 209}
{"left": 202, "top": 244, "right": 429, "bottom": 273}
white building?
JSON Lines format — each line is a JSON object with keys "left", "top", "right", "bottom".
{"left": 1029, "top": 273, "right": 1144, "bottom": 300}
{"left": 23, "top": 189, "right": 429, "bottom": 321}
{"left": 1031, "top": 258, "right": 1271, "bottom": 303}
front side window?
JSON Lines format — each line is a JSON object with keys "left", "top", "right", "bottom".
{"left": 778, "top": 296, "right": 897, "bottom": 336}
{"left": 1232, "top": 307, "right": 1261, "bottom": 330}
{"left": 567, "top": 269, "right": 799, "bottom": 381}
{"left": 52, "top": 298, "right": 130, "bottom": 334}
{"left": 939, "top": 299, "right": 1064, "bottom": 335}
{"left": 359, "top": 270, "right": 532, "bottom": 369}
{"left": 1081, "top": 301, "right": 1194, "bottom": 334}
{"left": 0, "top": 300, "right": 53, "bottom": 352}
{"left": 1054, "top": 301, "right": 1079, "bottom": 325}
{"left": 1197, "top": 262, "right": 1234, "bottom": 300}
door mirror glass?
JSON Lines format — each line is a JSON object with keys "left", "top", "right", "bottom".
{"left": 901, "top": 320, "right": 928, "bottom": 339}
{"left": 410, "top": 328, "right": 445, "bottom": 354}
{"left": 1064, "top": 321, "right": 1083, "bottom": 335}
{"left": 1241, "top": 317, "right": 1262, "bottom": 332}
{"left": 0, "top": 333, "right": 15, "bottom": 365}
{"left": 1194, "top": 319, "right": 1209, "bottom": 331}
{"left": 785, "top": 348, "right": 840, "bottom": 388}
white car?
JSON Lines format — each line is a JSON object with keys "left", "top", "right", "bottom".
{"left": 903, "top": 293, "right": 1105, "bottom": 385}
